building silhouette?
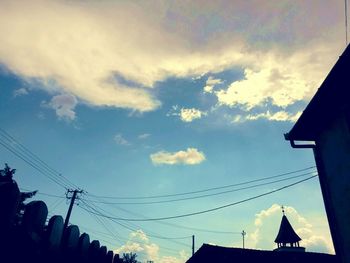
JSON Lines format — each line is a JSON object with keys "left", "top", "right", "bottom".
{"left": 285, "top": 44, "right": 350, "bottom": 263}
{"left": 274, "top": 208, "right": 305, "bottom": 252}
{"left": 186, "top": 210, "right": 337, "bottom": 263}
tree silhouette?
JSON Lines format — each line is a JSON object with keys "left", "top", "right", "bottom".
{"left": 0, "top": 163, "right": 16, "bottom": 182}
{"left": 122, "top": 252, "right": 140, "bottom": 263}
{"left": 0, "top": 163, "right": 38, "bottom": 225}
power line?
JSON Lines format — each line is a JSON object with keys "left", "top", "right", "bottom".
{"left": 78, "top": 202, "right": 185, "bottom": 254}
{"left": 85, "top": 194, "right": 241, "bottom": 235}
{"left": 0, "top": 138, "right": 69, "bottom": 189}
{"left": 49, "top": 198, "right": 65, "bottom": 213}
{"left": 81, "top": 199, "right": 190, "bottom": 247}
{"left": 79, "top": 175, "right": 317, "bottom": 222}
{"left": 0, "top": 128, "right": 79, "bottom": 189}
{"left": 19, "top": 188, "right": 66, "bottom": 199}
{"left": 157, "top": 221, "right": 241, "bottom": 234}
{"left": 87, "top": 166, "right": 316, "bottom": 200}
{"left": 82, "top": 195, "right": 238, "bottom": 241}
{"left": 87, "top": 172, "right": 316, "bottom": 205}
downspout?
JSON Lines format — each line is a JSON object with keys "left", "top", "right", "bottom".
{"left": 284, "top": 133, "right": 343, "bottom": 261}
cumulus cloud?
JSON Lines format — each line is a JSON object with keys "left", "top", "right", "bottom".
{"left": 45, "top": 94, "right": 77, "bottom": 121}
{"left": 180, "top": 108, "right": 207, "bottom": 122}
{"left": 13, "top": 87, "right": 28, "bottom": 97}
{"left": 0, "top": 0, "right": 344, "bottom": 116}
{"left": 248, "top": 204, "right": 334, "bottom": 254}
{"left": 114, "top": 133, "right": 130, "bottom": 146}
{"left": 114, "top": 230, "right": 189, "bottom": 263}
{"left": 168, "top": 106, "right": 207, "bottom": 122}
{"left": 203, "top": 76, "right": 223, "bottom": 93}
{"left": 150, "top": 148, "right": 206, "bottom": 165}
{"left": 214, "top": 43, "right": 339, "bottom": 112}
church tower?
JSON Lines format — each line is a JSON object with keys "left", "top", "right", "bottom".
{"left": 274, "top": 206, "right": 305, "bottom": 252}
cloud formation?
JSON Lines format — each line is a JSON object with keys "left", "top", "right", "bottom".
{"left": 138, "top": 133, "right": 151, "bottom": 139}
{"left": 45, "top": 94, "right": 77, "bottom": 121}
{"left": 248, "top": 204, "right": 334, "bottom": 254}
{"left": 150, "top": 148, "right": 206, "bottom": 165}
{"left": 13, "top": 88, "right": 28, "bottom": 97}
{"left": 114, "top": 133, "right": 130, "bottom": 146}
{"left": 232, "top": 111, "right": 302, "bottom": 123}
{"left": 203, "top": 76, "right": 223, "bottom": 93}
{"left": 214, "top": 46, "right": 334, "bottom": 111}
{"left": 114, "top": 230, "right": 189, "bottom": 263}
{"left": 180, "top": 108, "right": 206, "bottom": 122}
{"left": 168, "top": 106, "right": 206, "bottom": 122}
{"left": 0, "top": 0, "right": 344, "bottom": 116}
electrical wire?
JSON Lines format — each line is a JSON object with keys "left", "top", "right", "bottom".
{"left": 19, "top": 188, "right": 65, "bottom": 199}
{"left": 81, "top": 199, "right": 190, "bottom": 247}
{"left": 86, "top": 166, "right": 316, "bottom": 200}
{"left": 79, "top": 175, "right": 317, "bottom": 222}
{"left": 87, "top": 172, "right": 316, "bottom": 205}
{"left": 79, "top": 202, "right": 185, "bottom": 254}
{"left": 0, "top": 138, "right": 69, "bottom": 189}
{"left": 157, "top": 221, "right": 241, "bottom": 234}
{"left": 0, "top": 128, "right": 79, "bottom": 189}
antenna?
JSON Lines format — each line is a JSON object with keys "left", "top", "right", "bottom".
{"left": 241, "top": 230, "right": 246, "bottom": 249}
{"left": 346, "top": 0, "right": 348, "bottom": 45}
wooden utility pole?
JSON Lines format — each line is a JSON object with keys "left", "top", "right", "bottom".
{"left": 63, "top": 189, "right": 83, "bottom": 230}
{"left": 192, "top": 235, "right": 195, "bottom": 256}
{"left": 241, "top": 230, "right": 246, "bottom": 249}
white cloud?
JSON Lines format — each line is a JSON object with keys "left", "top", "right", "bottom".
{"left": 0, "top": 1, "right": 344, "bottom": 115}
{"left": 232, "top": 111, "right": 302, "bottom": 123}
{"left": 150, "top": 148, "right": 206, "bottom": 165}
{"left": 180, "top": 108, "right": 206, "bottom": 122}
{"left": 138, "top": 133, "right": 151, "bottom": 139}
{"left": 215, "top": 43, "right": 339, "bottom": 112}
{"left": 204, "top": 76, "right": 223, "bottom": 93}
{"left": 114, "top": 230, "right": 189, "bottom": 263}
{"left": 13, "top": 87, "right": 28, "bottom": 97}
{"left": 247, "top": 204, "right": 334, "bottom": 254}
{"left": 130, "top": 230, "right": 149, "bottom": 242}
{"left": 168, "top": 106, "right": 206, "bottom": 122}
{"left": 45, "top": 94, "right": 77, "bottom": 121}
{"left": 114, "top": 133, "right": 130, "bottom": 146}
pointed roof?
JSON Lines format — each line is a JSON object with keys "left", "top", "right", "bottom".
{"left": 274, "top": 215, "right": 301, "bottom": 243}
{"left": 285, "top": 44, "right": 350, "bottom": 142}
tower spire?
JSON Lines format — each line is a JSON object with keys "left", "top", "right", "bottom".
{"left": 274, "top": 205, "right": 305, "bottom": 252}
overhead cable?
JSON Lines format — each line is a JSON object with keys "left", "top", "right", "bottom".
{"left": 0, "top": 128, "right": 79, "bottom": 189}
{"left": 87, "top": 166, "right": 316, "bottom": 200}
{"left": 79, "top": 175, "right": 317, "bottom": 222}
{"left": 87, "top": 172, "right": 316, "bottom": 205}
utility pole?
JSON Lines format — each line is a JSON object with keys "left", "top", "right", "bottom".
{"left": 192, "top": 235, "right": 195, "bottom": 256}
{"left": 63, "top": 189, "right": 83, "bottom": 230}
{"left": 241, "top": 230, "right": 246, "bottom": 249}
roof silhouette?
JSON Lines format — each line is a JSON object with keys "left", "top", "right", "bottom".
{"left": 274, "top": 215, "right": 302, "bottom": 243}
{"left": 186, "top": 244, "right": 338, "bottom": 263}
{"left": 285, "top": 44, "right": 350, "bottom": 141}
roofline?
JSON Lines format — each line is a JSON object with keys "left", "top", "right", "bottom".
{"left": 285, "top": 44, "right": 350, "bottom": 141}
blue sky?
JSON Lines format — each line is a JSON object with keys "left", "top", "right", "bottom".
{"left": 0, "top": 1, "right": 346, "bottom": 262}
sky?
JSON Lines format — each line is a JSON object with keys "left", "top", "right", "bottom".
{"left": 0, "top": 0, "right": 347, "bottom": 262}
